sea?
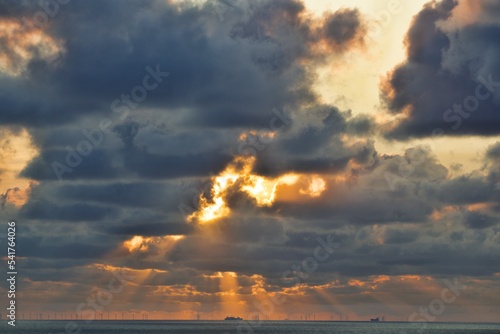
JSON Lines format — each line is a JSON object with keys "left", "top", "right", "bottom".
{"left": 1, "top": 321, "right": 499, "bottom": 334}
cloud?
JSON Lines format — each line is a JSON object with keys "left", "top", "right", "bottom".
{"left": 0, "top": 0, "right": 499, "bottom": 319}
{"left": 20, "top": 199, "right": 116, "bottom": 222}
{"left": 462, "top": 210, "right": 498, "bottom": 229}
{"left": 0, "top": 17, "right": 64, "bottom": 76}
{"left": 321, "top": 8, "right": 366, "bottom": 52}
{"left": 3, "top": 0, "right": 369, "bottom": 186}
{"left": 382, "top": 0, "right": 500, "bottom": 139}
{"left": 105, "top": 222, "right": 193, "bottom": 237}
{"left": 9, "top": 0, "right": 375, "bottom": 184}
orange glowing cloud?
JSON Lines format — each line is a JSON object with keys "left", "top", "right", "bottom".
{"left": 188, "top": 156, "right": 326, "bottom": 224}
{"left": 348, "top": 275, "right": 391, "bottom": 289}
{"left": 2, "top": 186, "right": 34, "bottom": 208}
{"left": 0, "top": 18, "right": 64, "bottom": 76}
{"left": 124, "top": 236, "right": 150, "bottom": 253}
{"left": 299, "top": 175, "right": 326, "bottom": 197}
{"left": 122, "top": 235, "right": 185, "bottom": 256}
{"left": 0, "top": 128, "right": 39, "bottom": 208}
{"left": 430, "top": 205, "right": 458, "bottom": 221}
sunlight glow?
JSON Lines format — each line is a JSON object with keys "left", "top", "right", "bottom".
{"left": 218, "top": 271, "right": 247, "bottom": 318}
{"left": 299, "top": 175, "right": 327, "bottom": 198}
{"left": 123, "top": 235, "right": 185, "bottom": 253}
{"left": 188, "top": 156, "right": 326, "bottom": 224}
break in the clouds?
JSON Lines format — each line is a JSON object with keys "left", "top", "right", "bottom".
{"left": 0, "top": 0, "right": 499, "bottom": 322}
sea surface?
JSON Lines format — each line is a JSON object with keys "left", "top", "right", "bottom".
{"left": 1, "top": 321, "right": 499, "bottom": 334}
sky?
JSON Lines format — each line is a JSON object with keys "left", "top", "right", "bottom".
{"left": 0, "top": 0, "right": 500, "bottom": 323}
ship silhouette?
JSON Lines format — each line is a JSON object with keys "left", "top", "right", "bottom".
{"left": 225, "top": 316, "right": 243, "bottom": 321}
{"left": 370, "top": 315, "right": 386, "bottom": 322}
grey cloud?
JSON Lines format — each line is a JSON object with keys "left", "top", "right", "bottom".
{"left": 105, "top": 222, "right": 193, "bottom": 237}
{"left": 462, "top": 211, "right": 498, "bottom": 229}
{"left": 382, "top": 0, "right": 500, "bottom": 139}
{"left": 2, "top": 1, "right": 500, "bottom": 313}
{"left": 20, "top": 200, "right": 116, "bottom": 222}
{"left": 322, "top": 8, "right": 365, "bottom": 51}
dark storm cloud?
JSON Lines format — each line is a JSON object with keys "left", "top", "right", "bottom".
{"left": 229, "top": 0, "right": 306, "bottom": 49}
{"left": 427, "top": 175, "right": 496, "bottom": 205}
{"left": 163, "top": 215, "right": 500, "bottom": 282}
{"left": 419, "top": 142, "right": 500, "bottom": 205}
{"left": 279, "top": 106, "right": 346, "bottom": 155}
{"left": 215, "top": 216, "right": 287, "bottom": 244}
{"left": 93, "top": 182, "right": 192, "bottom": 215}
{"left": 264, "top": 147, "right": 446, "bottom": 225}
{"left": 487, "top": 141, "right": 500, "bottom": 161}
{"left": 346, "top": 114, "right": 376, "bottom": 136}
{"left": 462, "top": 210, "right": 498, "bottom": 229}
{"left": 55, "top": 182, "right": 175, "bottom": 209}
{"left": 19, "top": 137, "right": 234, "bottom": 181}
{"left": 0, "top": 0, "right": 310, "bottom": 129}
{"left": 113, "top": 121, "right": 141, "bottom": 150}
{"left": 20, "top": 179, "right": 195, "bottom": 227}
{"left": 20, "top": 148, "right": 122, "bottom": 180}
{"left": 0, "top": 0, "right": 322, "bottom": 128}
{"left": 0, "top": 79, "right": 92, "bottom": 127}
{"left": 322, "top": 8, "right": 365, "bottom": 51}
{"left": 20, "top": 199, "right": 116, "bottom": 221}
{"left": 382, "top": 0, "right": 500, "bottom": 139}
{"left": 18, "top": 236, "right": 113, "bottom": 259}
{"left": 485, "top": 142, "right": 500, "bottom": 185}
{"left": 15, "top": 222, "right": 122, "bottom": 260}
{"left": 274, "top": 191, "right": 434, "bottom": 225}
{"left": 229, "top": 1, "right": 367, "bottom": 73}
{"left": 2, "top": 0, "right": 373, "bottom": 187}
{"left": 123, "top": 150, "right": 233, "bottom": 179}
{"left": 250, "top": 106, "right": 377, "bottom": 176}
{"left": 105, "top": 222, "right": 193, "bottom": 237}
